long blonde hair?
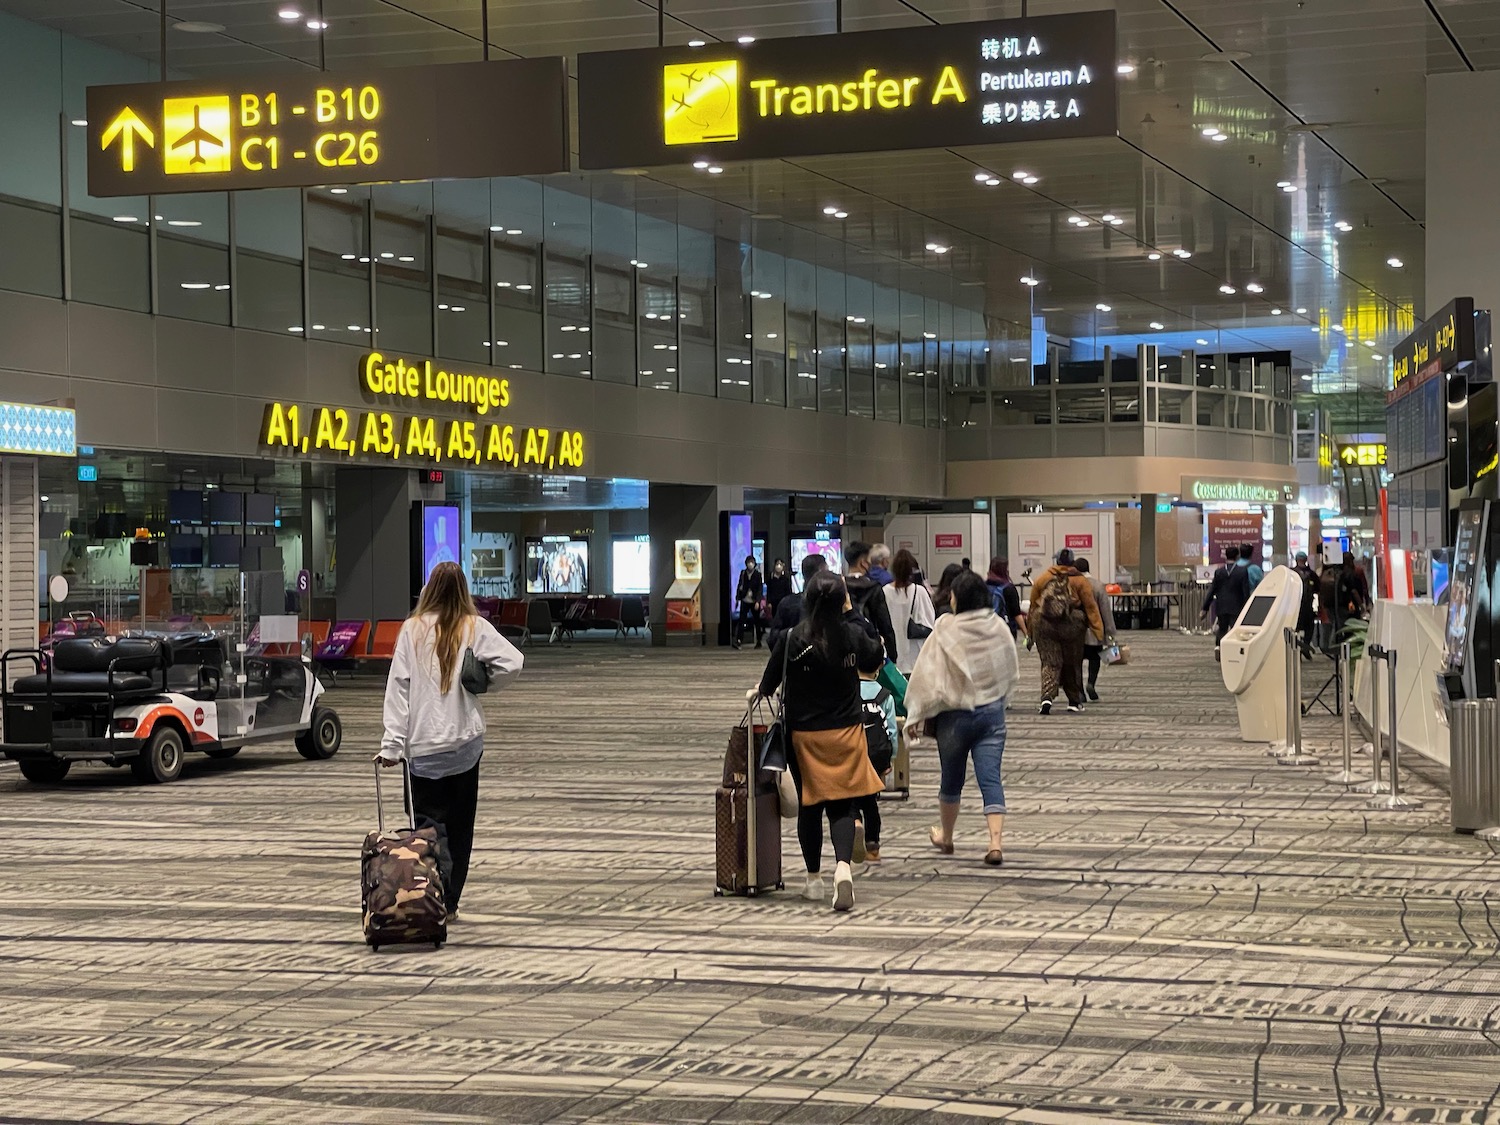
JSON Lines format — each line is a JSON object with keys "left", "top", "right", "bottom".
{"left": 412, "top": 561, "right": 476, "bottom": 694}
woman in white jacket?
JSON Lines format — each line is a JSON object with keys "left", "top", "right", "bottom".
{"left": 377, "top": 562, "right": 524, "bottom": 919}
{"left": 904, "top": 569, "right": 1019, "bottom": 866}
{"left": 885, "top": 548, "right": 936, "bottom": 674}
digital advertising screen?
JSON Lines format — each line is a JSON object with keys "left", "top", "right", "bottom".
{"left": 725, "top": 512, "right": 754, "bottom": 619}
{"left": 1444, "top": 506, "right": 1486, "bottom": 672}
{"left": 612, "top": 536, "right": 651, "bottom": 595}
{"left": 421, "top": 505, "right": 462, "bottom": 581}
{"left": 790, "top": 536, "right": 844, "bottom": 592}
{"left": 527, "top": 536, "right": 589, "bottom": 594}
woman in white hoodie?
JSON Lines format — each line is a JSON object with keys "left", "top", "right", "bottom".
{"left": 904, "top": 569, "right": 1019, "bottom": 866}
{"left": 378, "top": 562, "right": 524, "bottom": 919}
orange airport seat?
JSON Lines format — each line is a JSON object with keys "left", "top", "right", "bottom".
{"left": 306, "top": 620, "right": 331, "bottom": 649}
{"left": 357, "top": 620, "right": 404, "bottom": 669}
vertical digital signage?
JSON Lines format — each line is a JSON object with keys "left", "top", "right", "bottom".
{"left": 577, "top": 11, "right": 1117, "bottom": 169}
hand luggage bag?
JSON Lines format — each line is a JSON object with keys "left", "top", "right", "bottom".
{"left": 715, "top": 704, "right": 783, "bottom": 897}
{"left": 881, "top": 718, "right": 910, "bottom": 801}
{"left": 362, "top": 760, "right": 448, "bottom": 950}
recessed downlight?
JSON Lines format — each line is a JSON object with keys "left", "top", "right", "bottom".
{"left": 1173, "top": 248, "right": 1192, "bottom": 258}
{"left": 1020, "top": 276, "right": 1040, "bottom": 287}
{"left": 1387, "top": 257, "right": 1405, "bottom": 268}
{"left": 1149, "top": 322, "right": 1165, "bottom": 330}
{"left": 1147, "top": 252, "right": 1162, "bottom": 261}
{"left": 1245, "top": 282, "right": 1264, "bottom": 294}
{"left": 1219, "top": 284, "right": 1237, "bottom": 295}
{"left": 1095, "top": 303, "right": 1111, "bottom": 312}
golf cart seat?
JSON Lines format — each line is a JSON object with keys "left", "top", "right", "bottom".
{"left": 13, "top": 636, "right": 170, "bottom": 700}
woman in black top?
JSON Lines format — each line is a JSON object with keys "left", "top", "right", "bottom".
{"left": 733, "top": 555, "right": 765, "bottom": 649}
{"left": 765, "top": 559, "right": 794, "bottom": 614}
{"left": 932, "top": 563, "right": 965, "bottom": 618}
{"left": 759, "top": 571, "right": 884, "bottom": 912}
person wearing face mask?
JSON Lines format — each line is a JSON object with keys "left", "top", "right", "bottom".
{"left": 733, "top": 555, "right": 765, "bottom": 650}
{"left": 765, "top": 558, "right": 794, "bottom": 615}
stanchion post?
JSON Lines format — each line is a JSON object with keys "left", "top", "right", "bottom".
{"left": 1328, "top": 641, "right": 1359, "bottom": 783}
{"left": 1278, "top": 627, "right": 1319, "bottom": 765}
{"left": 1368, "top": 648, "right": 1421, "bottom": 811}
{"left": 1478, "top": 664, "right": 1500, "bottom": 841}
{"left": 1352, "top": 644, "right": 1391, "bottom": 794}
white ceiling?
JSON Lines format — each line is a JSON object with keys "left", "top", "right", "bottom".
{"left": 3, "top": 0, "right": 1486, "bottom": 380}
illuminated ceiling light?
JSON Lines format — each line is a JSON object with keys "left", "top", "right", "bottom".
{"left": 823, "top": 205, "right": 839, "bottom": 215}
{"left": 1101, "top": 213, "right": 1117, "bottom": 223}
{"left": 1387, "top": 257, "right": 1404, "bottom": 268}
{"left": 706, "top": 165, "right": 724, "bottom": 174}
{"left": 399, "top": 255, "right": 414, "bottom": 262}
{"left": 347, "top": 324, "right": 361, "bottom": 331}
{"left": 1022, "top": 175, "right": 1039, "bottom": 185}
{"left": 71, "top": 118, "right": 88, "bottom": 127}
{"left": 1334, "top": 220, "right": 1353, "bottom": 232}
{"left": 1107, "top": 217, "right": 1124, "bottom": 226}
{"left": 166, "top": 219, "right": 201, "bottom": 227}
{"left": 1012, "top": 170, "right": 1030, "bottom": 181}
{"left": 278, "top": 6, "right": 300, "bottom": 18}
{"left": 1196, "top": 338, "right": 1209, "bottom": 346}
{"left": 737, "top": 35, "right": 756, "bottom": 44}
{"left": 1245, "top": 282, "right": 1264, "bottom": 293}
{"left": 288, "top": 326, "right": 303, "bottom": 333}
{"left": 379, "top": 251, "right": 394, "bottom": 259}
{"left": 925, "top": 242, "right": 949, "bottom": 254}
{"left": 1373, "top": 354, "right": 1385, "bottom": 361}
{"left": 437, "top": 303, "right": 449, "bottom": 311}
{"left": 358, "top": 256, "right": 370, "bottom": 263}
{"left": 560, "top": 324, "right": 576, "bottom": 331}
{"left": 1219, "top": 284, "right": 1236, "bottom": 295}
{"left": 180, "top": 282, "right": 210, "bottom": 290}
{"left": 1117, "top": 63, "right": 1135, "bottom": 75}
{"left": 1296, "top": 307, "right": 1308, "bottom": 314}
{"left": 1095, "top": 303, "right": 1112, "bottom": 312}
{"left": 757, "top": 291, "right": 773, "bottom": 298}
{"left": 506, "top": 228, "right": 522, "bottom": 235}
{"left": 1275, "top": 181, "right": 1291, "bottom": 189}
{"left": 1149, "top": 322, "right": 1165, "bottom": 330}
{"left": 112, "top": 215, "right": 138, "bottom": 223}
{"left": 694, "top": 160, "right": 710, "bottom": 170}
{"left": 329, "top": 187, "right": 348, "bottom": 194}
{"left": 1020, "top": 276, "right": 1040, "bottom": 286}
{"left": 311, "top": 323, "right": 325, "bottom": 330}
{"left": 214, "top": 283, "right": 230, "bottom": 290}
{"left": 985, "top": 177, "right": 1001, "bottom": 186}
{"left": 489, "top": 224, "right": 502, "bottom": 232}
{"left": 515, "top": 283, "right": 533, "bottom": 291}
{"left": 1201, "top": 127, "right": 1221, "bottom": 137}
{"left": 922, "top": 331, "right": 937, "bottom": 339}
{"left": 1280, "top": 183, "right": 1297, "bottom": 193}
{"left": 306, "top": 18, "right": 329, "bottom": 30}
{"left": 635, "top": 261, "right": 648, "bottom": 269}
{"left": 687, "top": 39, "right": 706, "bottom": 47}
{"left": 1211, "top": 133, "right": 1229, "bottom": 142}
{"left": 495, "top": 281, "right": 511, "bottom": 288}
{"left": 1173, "top": 249, "right": 1192, "bottom": 258}
{"left": 975, "top": 171, "right": 992, "bottom": 182}
{"left": 1272, "top": 308, "right": 1283, "bottom": 315}
{"left": 1365, "top": 339, "right": 1377, "bottom": 346}
{"left": 834, "top": 210, "right": 848, "bottom": 219}
{"left": 1147, "top": 251, "right": 1162, "bottom": 261}
{"left": 1332, "top": 324, "right": 1345, "bottom": 332}
{"left": 1301, "top": 373, "right": 1313, "bottom": 381}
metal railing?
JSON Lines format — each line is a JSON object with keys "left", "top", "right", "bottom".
{"left": 1327, "top": 642, "right": 1361, "bottom": 784}
{"left": 1360, "top": 645, "right": 1422, "bottom": 811}
{"left": 1271, "top": 627, "right": 1319, "bottom": 765}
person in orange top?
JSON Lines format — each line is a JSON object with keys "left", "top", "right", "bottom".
{"left": 1026, "top": 548, "right": 1105, "bottom": 715}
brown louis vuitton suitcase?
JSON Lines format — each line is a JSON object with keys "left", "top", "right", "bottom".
{"left": 715, "top": 708, "right": 783, "bottom": 897}
{"left": 362, "top": 761, "right": 447, "bottom": 951}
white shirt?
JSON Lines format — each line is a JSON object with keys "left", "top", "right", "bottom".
{"left": 885, "top": 581, "right": 937, "bottom": 674}
{"left": 380, "top": 614, "right": 524, "bottom": 760}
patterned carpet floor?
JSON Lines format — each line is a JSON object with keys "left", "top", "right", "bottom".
{"left": 2, "top": 630, "right": 1499, "bottom": 1124}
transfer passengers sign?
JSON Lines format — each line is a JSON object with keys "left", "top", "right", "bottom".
{"left": 577, "top": 11, "right": 1117, "bottom": 169}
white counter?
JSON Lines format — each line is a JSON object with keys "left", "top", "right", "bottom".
{"left": 1352, "top": 600, "right": 1449, "bottom": 767}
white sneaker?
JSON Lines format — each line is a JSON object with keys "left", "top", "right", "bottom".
{"left": 1067, "top": 703, "right": 1085, "bottom": 713}
{"left": 852, "top": 820, "right": 867, "bottom": 864}
{"left": 801, "top": 874, "right": 825, "bottom": 902}
{"left": 832, "top": 865, "right": 854, "bottom": 912}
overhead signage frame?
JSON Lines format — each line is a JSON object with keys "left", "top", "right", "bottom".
{"left": 86, "top": 57, "right": 570, "bottom": 197}
{"left": 1391, "top": 296, "right": 1476, "bottom": 395}
{"left": 577, "top": 11, "right": 1118, "bottom": 170}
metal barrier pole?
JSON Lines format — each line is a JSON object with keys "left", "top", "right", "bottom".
{"left": 1479, "top": 665, "right": 1500, "bottom": 841}
{"left": 1328, "top": 642, "right": 1359, "bottom": 783}
{"left": 1368, "top": 648, "right": 1421, "bottom": 811}
{"left": 1278, "top": 627, "right": 1319, "bottom": 765}
{"left": 1352, "top": 645, "right": 1391, "bottom": 794}
{"left": 1269, "top": 629, "right": 1295, "bottom": 758}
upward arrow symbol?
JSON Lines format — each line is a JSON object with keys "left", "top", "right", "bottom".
{"left": 101, "top": 107, "right": 155, "bottom": 172}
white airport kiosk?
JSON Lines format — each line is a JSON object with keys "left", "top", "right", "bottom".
{"left": 1220, "top": 566, "right": 1304, "bottom": 742}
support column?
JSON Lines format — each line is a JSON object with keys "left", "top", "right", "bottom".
{"left": 335, "top": 467, "right": 414, "bottom": 623}
{"left": 1139, "top": 494, "right": 1158, "bottom": 584}
{"left": 1428, "top": 71, "right": 1500, "bottom": 316}
{"left": 1272, "top": 504, "right": 1290, "bottom": 569}
{"left": 767, "top": 502, "right": 789, "bottom": 573}
{"left": 647, "top": 483, "right": 744, "bottom": 646}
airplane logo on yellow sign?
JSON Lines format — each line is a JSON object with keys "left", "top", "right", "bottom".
{"left": 663, "top": 60, "right": 739, "bottom": 146}
{"left": 162, "top": 96, "right": 232, "bottom": 174}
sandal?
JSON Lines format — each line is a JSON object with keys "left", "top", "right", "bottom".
{"left": 984, "top": 850, "right": 1004, "bottom": 867}
{"left": 928, "top": 826, "right": 954, "bottom": 855}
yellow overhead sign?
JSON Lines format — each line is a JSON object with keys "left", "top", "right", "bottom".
{"left": 663, "top": 60, "right": 739, "bottom": 145}
{"left": 1338, "top": 442, "right": 1387, "bottom": 467}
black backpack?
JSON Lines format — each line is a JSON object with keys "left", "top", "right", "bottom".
{"left": 860, "top": 686, "right": 895, "bottom": 775}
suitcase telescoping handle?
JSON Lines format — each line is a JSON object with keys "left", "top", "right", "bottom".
{"left": 373, "top": 757, "right": 416, "bottom": 834}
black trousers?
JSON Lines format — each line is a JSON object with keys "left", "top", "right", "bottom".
{"left": 735, "top": 603, "right": 764, "bottom": 646}
{"left": 856, "top": 792, "right": 882, "bottom": 848}
{"left": 787, "top": 748, "right": 856, "bottom": 873}
{"left": 1082, "top": 644, "right": 1102, "bottom": 689}
{"left": 410, "top": 759, "right": 480, "bottom": 913}
{"left": 1215, "top": 612, "right": 1236, "bottom": 649}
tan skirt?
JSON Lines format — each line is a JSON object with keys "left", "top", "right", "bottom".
{"left": 792, "top": 726, "right": 884, "bottom": 805}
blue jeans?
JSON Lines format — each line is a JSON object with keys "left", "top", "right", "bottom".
{"left": 934, "top": 700, "right": 1007, "bottom": 814}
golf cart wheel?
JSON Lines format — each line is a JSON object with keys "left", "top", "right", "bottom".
{"left": 296, "top": 707, "right": 342, "bottom": 760}
{"left": 203, "top": 746, "right": 241, "bottom": 760}
{"left": 131, "top": 726, "right": 186, "bottom": 784}
{"left": 18, "top": 759, "right": 70, "bottom": 784}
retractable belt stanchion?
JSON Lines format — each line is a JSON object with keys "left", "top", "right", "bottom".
{"left": 1479, "top": 664, "right": 1500, "bottom": 841}
{"left": 1277, "top": 627, "right": 1319, "bottom": 765}
{"left": 1351, "top": 643, "right": 1391, "bottom": 795}
{"left": 1366, "top": 646, "right": 1421, "bottom": 811}
{"left": 1327, "top": 641, "right": 1360, "bottom": 784}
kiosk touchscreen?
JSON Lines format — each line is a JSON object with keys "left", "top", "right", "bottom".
{"left": 1220, "top": 566, "right": 1304, "bottom": 742}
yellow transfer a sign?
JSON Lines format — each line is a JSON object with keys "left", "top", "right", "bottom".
{"left": 663, "top": 60, "right": 739, "bottom": 146}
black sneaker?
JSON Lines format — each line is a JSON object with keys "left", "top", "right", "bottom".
{"left": 1039, "top": 700, "right": 1052, "bottom": 715}
{"left": 1087, "top": 688, "right": 1100, "bottom": 702}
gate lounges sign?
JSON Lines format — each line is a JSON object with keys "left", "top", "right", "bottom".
{"left": 85, "top": 58, "right": 570, "bottom": 196}
{"left": 577, "top": 11, "right": 1118, "bottom": 169}
{"left": 259, "top": 355, "right": 585, "bottom": 474}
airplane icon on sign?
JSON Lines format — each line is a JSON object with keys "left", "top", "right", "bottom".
{"left": 170, "top": 104, "right": 221, "bottom": 166}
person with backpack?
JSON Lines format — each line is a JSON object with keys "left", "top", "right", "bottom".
{"left": 984, "top": 558, "right": 1027, "bottom": 642}
{"left": 886, "top": 548, "right": 937, "bottom": 674}
{"left": 1074, "top": 558, "right": 1116, "bottom": 702}
{"left": 844, "top": 540, "right": 899, "bottom": 664}
{"left": 1027, "top": 548, "right": 1105, "bottom": 715}
{"left": 853, "top": 645, "right": 898, "bottom": 864}
{"left": 1201, "top": 546, "right": 1239, "bottom": 652}
{"left": 904, "top": 570, "right": 1019, "bottom": 865}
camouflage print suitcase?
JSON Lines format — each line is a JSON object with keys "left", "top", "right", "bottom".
{"left": 362, "top": 761, "right": 447, "bottom": 951}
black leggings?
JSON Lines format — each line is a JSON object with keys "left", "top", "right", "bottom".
{"left": 788, "top": 750, "right": 856, "bottom": 873}
{"left": 857, "top": 792, "right": 882, "bottom": 848}
{"left": 410, "top": 760, "right": 480, "bottom": 913}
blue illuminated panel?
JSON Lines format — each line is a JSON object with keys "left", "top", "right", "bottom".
{"left": 0, "top": 402, "right": 77, "bottom": 457}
